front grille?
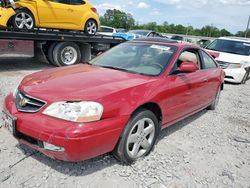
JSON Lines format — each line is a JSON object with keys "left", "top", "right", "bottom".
{"left": 217, "top": 61, "right": 230, "bottom": 69}
{"left": 15, "top": 90, "right": 46, "bottom": 112}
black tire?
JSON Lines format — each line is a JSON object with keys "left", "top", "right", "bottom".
{"left": 12, "top": 9, "right": 35, "bottom": 30}
{"left": 113, "top": 109, "right": 160, "bottom": 164}
{"left": 207, "top": 87, "right": 221, "bottom": 110}
{"left": 53, "top": 42, "right": 81, "bottom": 66}
{"left": 84, "top": 19, "right": 97, "bottom": 35}
{"left": 241, "top": 69, "right": 250, "bottom": 84}
{"left": 47, "top": 42, "right": 58, "bottom": 66}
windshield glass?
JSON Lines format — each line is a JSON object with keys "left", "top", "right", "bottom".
{"left": 206, "top": 39, "right": 250, "bottom": 56}
{"left": 90, "top": 43, "right": 177, "bottom": 76}
{"left": 128, "top": 30, "right": 150, "bottom": 36}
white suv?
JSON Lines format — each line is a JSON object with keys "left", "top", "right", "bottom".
{"left": 206, "top": 37, "right": 250, "bottom": 84}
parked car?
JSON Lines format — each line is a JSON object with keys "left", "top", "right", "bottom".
{"left": 206, "top": 37, "right": 250, "bottom": 84}
{"left": 97, "top": 26, "right": 116, "bottom": 36}
{"left": 197, "top": 39, "right": 212, "bottom": 48}
{"left": 112, "top": 30, "right": 163, "bottom": 40}
{"left": 3, "top": 38, "right": 224, "bottom": 164}
{"left": 116, "top": 28, "right": 128, "bottom": 33}
{"left": 0, "top": 0, "right": 100, "bottom": 35}
{"left": 171, "top": 35, "right": 192, "bottom": 43}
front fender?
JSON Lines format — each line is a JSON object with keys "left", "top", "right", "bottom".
{"left": 14, "top": 1, "right": 40, "bottom": 26}
{"left": 0, "top": 7, "right": 15, "bottom": 27}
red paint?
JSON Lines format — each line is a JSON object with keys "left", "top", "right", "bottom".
{"left": 3, "top": 41, "right": 224, "bottom": 161}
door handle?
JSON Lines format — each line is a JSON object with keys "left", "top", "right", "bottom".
{"left": 68, "top": 8, "right": 73, "bottom": 12}
{"left": 203, "top": 78, "right": 208, "bottom": 82}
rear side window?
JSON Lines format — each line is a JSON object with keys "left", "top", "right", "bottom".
{"left": 201, "top": 50, "right": 217, "bottom": 69}
{"left": 50, "top": 0, "right": 70, "bottom": 4}
{"left": 100, "top": 27, "right": 114, "bottom": 33}
{"left": 70, "top": 0, "right": 84, "bottom": 5}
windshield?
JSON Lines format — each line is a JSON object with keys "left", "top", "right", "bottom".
{"left": 128, "top": 30, "right": 150, "bottom": 36}
{"left": 90, "top": 43, "right": 177, "bottom": 76}
{"left": 206, "top": 39, "right": 250, "bottom": 56}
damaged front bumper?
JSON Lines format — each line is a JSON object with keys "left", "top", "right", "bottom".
{"left": 3, "top": 93, "right": 129, "bottom": 161}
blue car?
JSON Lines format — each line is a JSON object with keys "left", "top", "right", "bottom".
{"left": 113, "top": 30, "right": 163, "bottom": 41}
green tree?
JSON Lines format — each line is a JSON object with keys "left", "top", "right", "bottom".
{"left": 100, "top": 9, "right": 135, "bottom": 29}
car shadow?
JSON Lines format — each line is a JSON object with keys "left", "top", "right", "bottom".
{"left": 15, "top": 109, "right": 208, "bottom": 176}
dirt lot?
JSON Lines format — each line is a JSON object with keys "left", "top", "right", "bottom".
{"left": 0, "top": 58, "right": 250, "bottom": 188}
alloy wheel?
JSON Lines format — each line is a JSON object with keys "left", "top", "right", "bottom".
{"left": 126, "top": 118, "right": 156, "bottom": 159}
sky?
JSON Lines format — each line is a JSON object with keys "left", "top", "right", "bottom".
{"left": 91, "top": 0, "right": 250, "bottom": 34}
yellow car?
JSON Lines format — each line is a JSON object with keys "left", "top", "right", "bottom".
{"left": 0, "top": 0, "right": 100, "bottom": 35}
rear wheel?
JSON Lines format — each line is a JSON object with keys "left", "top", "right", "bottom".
{"left": 53, "top": 42, "right": 81, "bottom": 66}
{"left": 12, "top": 9, "right": 34, "bottom": 30}
{"left": 84, "top": 19, "right": 97, "bottom": 35}
{"left": 207, "top": 87, "right": 221, "bottom": 110}
{"left": 113, "top": 109, "right": 160, "bottom": 164}
{"left": 47, "top": 42, "right": 58, "bottom": 65}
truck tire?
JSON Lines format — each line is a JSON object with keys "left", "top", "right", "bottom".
{"left": 53, "top": 42, "right": 81, "bottom": 66}
{"left": 12, "top": 9, "right": 35, "bottom": 30}
{"left": 47, "top": 42, "right": 58, "bottom": 66}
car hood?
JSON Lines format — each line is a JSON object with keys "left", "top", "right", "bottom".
{"left": 19, "top": 64, "right": 155, "bottom": 102}
{"left": 206, "top": 49, "right": 250, "bottom": 64}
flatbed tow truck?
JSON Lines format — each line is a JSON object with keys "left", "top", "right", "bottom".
{"left": 0, "top": 28, "right": 126, "bottom": 66}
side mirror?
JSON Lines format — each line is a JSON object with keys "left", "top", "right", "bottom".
{"left": 179, "top": 62, "right": 198, "bottom": 73}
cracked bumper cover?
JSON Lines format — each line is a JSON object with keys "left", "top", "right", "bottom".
{"left": 3, "top": 94, "right": 129, "bottom": 161}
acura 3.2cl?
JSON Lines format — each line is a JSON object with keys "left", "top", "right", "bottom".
{"left": 3, "top": 38, "right": 225, "bottom": 164}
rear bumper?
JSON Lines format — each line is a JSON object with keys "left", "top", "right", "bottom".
{"left": 0, "top": 7, "right": 15, "bottom": 27}
{"left": 3, "top": 94, "right": 129, "bottom": 161}
{"left": 223, "top": 68, "right": 246, "bottom": 83}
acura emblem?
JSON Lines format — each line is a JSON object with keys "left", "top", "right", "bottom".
{"left": 19, "top": 98, "right": 28, "bottom": 107}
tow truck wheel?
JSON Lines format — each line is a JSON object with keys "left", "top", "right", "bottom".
{"left": 84, "top": 19, "right": 97, "bottom": 35}
{"left": 47, "top": 42, "right": 58, "bottom": 66}
{"left": 13, "top": 10, "right": 35, "bottom": 30}
{"left": 53, "top": 42, "right": 81, "bottom": 66}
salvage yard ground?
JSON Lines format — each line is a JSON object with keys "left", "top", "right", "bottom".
{"left": 0, "top": 58, "right": 250, "bottom": 188}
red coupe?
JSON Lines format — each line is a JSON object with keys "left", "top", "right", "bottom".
{"left": 3, "top": 38, "right": 224, "bottom": 164}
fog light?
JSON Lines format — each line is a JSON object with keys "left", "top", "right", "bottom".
{"left": 43, "top": 142, "right": 65, "bottom": 152}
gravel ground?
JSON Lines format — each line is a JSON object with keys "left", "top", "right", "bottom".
{"left": 0, "top": 58, "right": 250, "bottom": 188}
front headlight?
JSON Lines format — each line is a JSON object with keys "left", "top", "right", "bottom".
{"left": 228, "top": 63, "right": 242, "bottom": 69}
{"left": 42, "top": 101, "right": 103, "bottom": 123}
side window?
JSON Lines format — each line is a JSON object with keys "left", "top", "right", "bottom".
{"left": 70, "top": 0, "right": 84, "bottom": 5}
{"left": 201, "top": 50, "right": 217, "bottom": 69}
{"left": 170, "top": 49, "right": 201, "bottom": 74}
{"left": 50, "top": 0, "right": 70, "bottom": 4}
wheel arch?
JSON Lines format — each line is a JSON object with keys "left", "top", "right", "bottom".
{"left": 14, "top": 6, "right": 39, "bottom": 26}
{"left": 131, "top": 102, "right": 163, "bottom": 125}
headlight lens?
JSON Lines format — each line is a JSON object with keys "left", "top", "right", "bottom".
{"left": 42, "top": 101, "right": 103, "bottom": 123}
{"left": 228, "top": 63, "right": 242, "bottom": 69}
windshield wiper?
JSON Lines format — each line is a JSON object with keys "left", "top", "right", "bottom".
{"left": 98, "top": 65, "right": 131, "bottom": 72}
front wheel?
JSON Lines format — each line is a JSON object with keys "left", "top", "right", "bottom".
{"left": 84, "top": 19, "right": 97, "bottom": 35}
{"left": 113, "top": 109, "right": 160, "bottom": 164}
{"left": 241, "top": 68, "right": 250, "bottom": 84}
{"left": 12, "top": 10, "right": 35, "bottom": 30}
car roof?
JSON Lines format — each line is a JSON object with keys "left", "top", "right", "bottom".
{"left": 131, "top": 37, "right": 199, "bottom": 48}
{"left": 218, "top": 37, "right": 250, "bottom": 43}
{"left": 129, "top": 29, "right": 153, "bottom": 32}
{"left": 100, "top": 26, "right": 115, "bottom": 29}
